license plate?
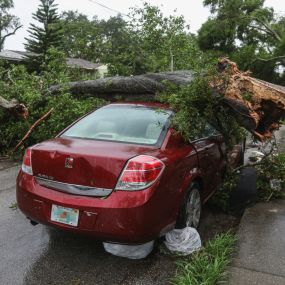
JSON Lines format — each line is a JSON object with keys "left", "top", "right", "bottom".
{"left": 51, "top": 205, "right": 79, "bottom": 227}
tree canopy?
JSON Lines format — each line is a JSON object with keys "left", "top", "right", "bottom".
{"left": 60, "top": 3, "right": 202, "bottom": 76}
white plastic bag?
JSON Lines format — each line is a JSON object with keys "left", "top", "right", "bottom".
{"left": 164, "top": 227, "right": 201, "bottom": 255}
{"left": 103, "top": 240, "right": 154, "bottom": 259}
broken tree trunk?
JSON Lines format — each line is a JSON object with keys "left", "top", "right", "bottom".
{"left": 48, "top": 60, "right": 285, "bottom": 141}
{"left": 0, "top": 95, "right": 28, "bottom": 118}
{"left": 47, "top": 71, "right": 195, "bottom": 99}
{"left": 215, "top": 58, "right": 285, "bottom": 140}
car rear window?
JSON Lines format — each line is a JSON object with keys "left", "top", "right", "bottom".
{"left": 61, "top": 105, "right": 172, "bottom": 145}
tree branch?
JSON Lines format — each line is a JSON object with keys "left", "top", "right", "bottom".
{"left": 12, "top": 108, "right": 54, "bottom": 153}
{"left": 251, "top": 17, "right": 281, "bottom": 42}
{"left": 0, "top": 25, "right": 23, "bottom": 47}
{"left": 252, "top": 55, "right": 285, "bottom": 64}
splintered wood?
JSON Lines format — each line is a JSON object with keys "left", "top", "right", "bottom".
{"left": 216, "top": 58, "right": 285, "bottom": 140}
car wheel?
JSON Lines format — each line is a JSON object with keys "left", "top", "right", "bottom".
{"left": 176, "top": 184, "right": 202, "bottom": 229}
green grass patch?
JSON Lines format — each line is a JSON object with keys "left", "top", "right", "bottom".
{"left": 171, "top": 232, "right": 236, "bottom": 285}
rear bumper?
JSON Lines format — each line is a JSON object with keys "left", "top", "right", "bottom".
{"left": 16, "top": 170, "right": 172, "bottom": 243}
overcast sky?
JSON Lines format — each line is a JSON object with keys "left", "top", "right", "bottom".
{"left": 5, "top": 0, "right": 285, "bottom": 51}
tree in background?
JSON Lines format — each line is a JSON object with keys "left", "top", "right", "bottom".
{"left": 0, "top": 0, "right": 22, "bottom": 51}
{"left": 60, "top": 3, "right": 202, "bottom": 76}
{"left": 198, "top": 0, "right": 285, "bottom": 84}
{"left": 25, "top": 0, "right": 63, "bottom": 71}
{"left": 60, "top": 11, "right": 103, "bottom": 61}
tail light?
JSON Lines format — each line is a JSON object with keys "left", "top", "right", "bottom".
{"left": 115, "top": 155, "right": 165, "bottom": 191}
{"left": 22, "top": 148, "right": 33, "bottom": 175}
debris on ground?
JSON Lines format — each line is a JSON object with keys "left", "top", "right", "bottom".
{"left": 164, "top": 227, "right": 201, "bottom": 256}
{"left": 103, "top": 240, "right": 154, "bottom": 259}
{"left": 0, "top": 95, "right": 28, "bottom": 118}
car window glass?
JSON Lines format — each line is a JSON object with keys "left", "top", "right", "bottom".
{"left": 62, "top": 105, "right": 171, "bottom": 145}
{"left": 189, "top": 123, "right": 221, "bottom": 141}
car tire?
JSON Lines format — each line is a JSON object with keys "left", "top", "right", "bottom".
{"left": 176, "top": 183, "right": 202, "bottom": 229}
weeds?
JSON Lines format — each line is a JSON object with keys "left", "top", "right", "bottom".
{"left": 170, "top": 232, "right": 236, "bottom": 285}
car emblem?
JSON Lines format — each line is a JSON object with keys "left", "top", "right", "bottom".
{"left": 65, "top": 158, "right": 74, "bottom": 169}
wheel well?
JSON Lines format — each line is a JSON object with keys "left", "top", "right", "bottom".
{"left": 192, "top": 177, "right": 203, "bottom": 191}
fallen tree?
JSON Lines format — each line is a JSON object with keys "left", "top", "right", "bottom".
{"left": 48, "top": 58, "right": 285, "bottom": 141}
{"left": 0, "top": 96, "right": 28, "bottom": 118}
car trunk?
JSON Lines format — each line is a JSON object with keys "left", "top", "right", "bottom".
{"left": 31, "top": 137, "right": 158, "bottom": 190}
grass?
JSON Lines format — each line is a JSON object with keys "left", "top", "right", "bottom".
{"left": 170, "top": 232, "right": 236, "bottom": 285}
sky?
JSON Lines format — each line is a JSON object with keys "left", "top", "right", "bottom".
{"left": 5, "top": 0, "right": 285, "bottom": 51}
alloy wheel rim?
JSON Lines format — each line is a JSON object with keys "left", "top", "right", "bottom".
{"left": 185, "top": 188, "right": 201, "bottom": 228}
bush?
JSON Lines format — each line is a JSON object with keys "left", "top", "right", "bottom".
{"left": 0, "top": 49, "right": 104, "bottom": 155}
{"left": 256, "top": 153, "right": 285, "bottom": 201}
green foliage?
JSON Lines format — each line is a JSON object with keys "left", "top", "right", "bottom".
{"left": 60, "top": 11, "right": 103, "bottom": 61}
{"left": 25, "top": 0, "right": 63, "bottom": 71}
{"left": 210, "top": 171, "right": 240, "bottom": 212}
{"left": 171, "top": 232, "right": 236, "bottom": 285}
{"left": 158, "top": 67, "right": 245, "bottom": 149}
{"left": 0, "top": 50, "right": 104, "bottom": 155}
{"left": 60, "top": 3, "right": 202, "bottom": 76}
{"left": 198, "top": 0, "right": 285, "bottom": 84}
{"left": 256, "top": 153, "right": 285, "bottom": 201}
{"left": 0, "top": 0, "right": 22, "bottom": 50}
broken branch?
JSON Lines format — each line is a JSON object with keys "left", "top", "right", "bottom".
{"left": 13, "top": 108, "right": 54, "bottom": 152}
{"left": 0, "top": 95, "right": 28, "bottom": 118}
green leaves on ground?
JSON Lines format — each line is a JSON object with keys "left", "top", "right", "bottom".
{"left": 171, "top": 232, "right": 236, "bottom": 285}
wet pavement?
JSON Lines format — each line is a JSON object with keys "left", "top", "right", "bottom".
{"left": 229, "top": 200, "right": 285, "bottom": 285}
{"left": 0, "top": 164, "right": 176, "bottom": 285}
{"left": 1, "top": 163, "right": 235, "bottom": 285}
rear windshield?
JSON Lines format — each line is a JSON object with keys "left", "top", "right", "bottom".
{"left": 61, "top": 105, "right": 171, "bottom": 145}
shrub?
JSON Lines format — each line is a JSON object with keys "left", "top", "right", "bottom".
{"left": 256, "top": 153, "right": 285, "bottom": 201}
{"left": 0, "top": 49, "right": 104, "bottom": 155}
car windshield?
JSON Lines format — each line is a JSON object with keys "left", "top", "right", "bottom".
{"left": 61, "top": 104, "right": 172, "bottom": 145}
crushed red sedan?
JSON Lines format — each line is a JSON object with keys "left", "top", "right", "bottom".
{"left": 17, "top": 102, "right": 229, "bottom": 244}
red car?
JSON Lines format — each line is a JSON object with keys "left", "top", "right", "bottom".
{"left": 17, "top": 102, "right": 229, "bottom": 244}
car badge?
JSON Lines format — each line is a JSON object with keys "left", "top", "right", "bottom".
{"left": 65, "top": 157, "right": 74, "bottom": 169}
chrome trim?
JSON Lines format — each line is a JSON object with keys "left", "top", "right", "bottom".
{"left": 35, "top": 177, "right": 113, "bottom": 197}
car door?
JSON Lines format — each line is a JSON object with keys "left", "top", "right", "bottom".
{"left": 190, "top": 124, "right": 226, "bottom": 200}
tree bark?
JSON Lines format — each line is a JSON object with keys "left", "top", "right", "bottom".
{"left": 0, "top": 96, "right": 28, "bottom": 118}
{"left": 47, "top": 71, "right": 195, "bottom": 99}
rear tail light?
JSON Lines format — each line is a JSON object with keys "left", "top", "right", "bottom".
{"left": 22, "top": 148, "right": 33, "bottom": 175}
{"left": 115, "top": 155, "right": 165, "bottom": 191}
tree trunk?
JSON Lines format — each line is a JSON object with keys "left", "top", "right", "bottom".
{"left": 0, "top": 96, "right": 28, "bottom": 118}
{"left": 47, "top": 60, "right": 285, "bottom": 141}
{"left": 47, "top": 71, "right": 195, "bottom": 99}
